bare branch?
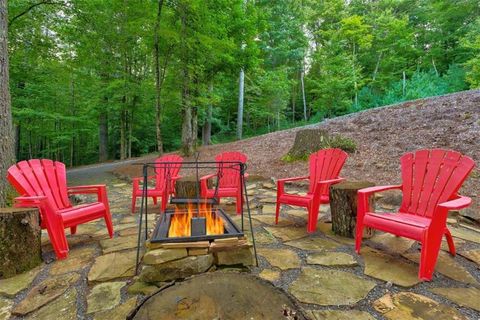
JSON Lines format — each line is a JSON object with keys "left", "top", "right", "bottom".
{"left": 8, "top": 0, "right": 63, "bottom": 27}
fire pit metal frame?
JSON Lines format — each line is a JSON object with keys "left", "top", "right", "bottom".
{"left": 134, "top": 158, "right": 258, "bottom": 274}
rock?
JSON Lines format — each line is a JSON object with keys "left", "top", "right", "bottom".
{"left": 49, "top": 246, "right": 97, "bottom": 275}
{"left": 264, "top": 226, "right": 307, "bottom": 241}
{"left": 0, "top": 297, "right": 13, "bottom": 320}
{"left": 369, "top": 233, "right": 414, "bottom": 254}
{"left": 305, "top": 309, "right": 374, "bottom": 320}
{"left": 362, "top": 248, "right": 420, "bottom": 287}
{"left": 307, "top": 252, "right": 357, "bottom": 267}
{"left": 373, "top": 292, "right": 467, "bottom": 320}
{"left": 262, "top": 205, "right": 277, "bottom": 215}
{"left": 285, "top": 237, "right": 340, "bottom": 251}
{"left": 88, "top": 251, "right": 136, "bottom": 283}
{"left": 403, "top": 251, "right": 478, "bottom": 285}
{"left": 12, "top": 273, "right": 80, "bottom": 316}
{"left": 215, "top": 247, "right": 253, "bottom": 266}
{"left": 139, "top": 255, "right": 214, "bottom": 283}
{"left": 119, "top": 216, "right": 136, "bottom": 224}
{"left": 27, "top": 288, "right": 77, "bottom": 320}
{"left": 289, "top": 268, "right": 375, "bottom": 306}
{"left": 458, "top": 249, "right": 480, "bottom": 265}
{"left": 86, "top": 282, "right": 126, "bottom": 314}
{"left": 252, "top": 215, "right": 293, "bottom": 226}
{"left": 316, "top": 221, "right": 355, "bottom": 245}
{"left": 262, "top": 182, "right": 275, "bottom": 189}
{"left": 258, "top": 248, "right": 300, "bottom": 270}
{"left": 449, "top": 226, "right": 480, "bottom": 243}
{"left": 0, "top": 267, "right": 41, "bottom": 298}
{"left": 127, "top": 280, "right": 159, "bottom": 295}
{"left": 118, "top": 227, "right": 138, "bottom": 237}
{"left": 244, "top": 230, "right": 277, "bottom": 245}
{"left": 143, "top": 249, "right": 188, "bottom": 265}
{"left": 287, "top": 209, "right": 307, "bottom": 219}
{"left": 258, "top": 269, "right": 280, "bottom": 282}
{"left": 459, "top": 208, "right": 480, "bottom": 222}
{"left": 93, "top": 297, "right": 137, "bottom": 320}
{"left": 100, "top": 235, "right": 138, "bottom": 254}
{"left": 430, "top": 287, "right": 480, "bottom": 312}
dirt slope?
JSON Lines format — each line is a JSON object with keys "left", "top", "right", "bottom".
{"left": 114, "top": 89, "right": 480, "bottom": 216}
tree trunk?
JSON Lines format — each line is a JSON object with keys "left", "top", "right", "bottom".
{"left": 236, "top": 68, "right": 244, "bottom": 140}
{"left": 0, "top": 0, "right": 15, "bottom": 207}
{"left": 98, "top": 111, "right": 108, "bottom": 162}
{"left": 330, "top": 181, "right": 375, "bottom": 238}
{"left": 154, "top": 0, "right": 165, "bottom": 154}
{"left": 300, "top": 68, "right": 307, "bottom": 121}
{"left": 0, "top": 208, "right": 42, "bottom": 278}
{"left": 202, "top": 82, "right": 213, "bottom": 146}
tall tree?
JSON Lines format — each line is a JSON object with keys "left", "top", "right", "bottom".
{"left": 0, "top": 0, "right": 15, "bottom": 206}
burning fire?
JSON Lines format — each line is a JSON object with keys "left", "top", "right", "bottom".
{"left": 168, "top": 202, "right": 225, "bottom": 237}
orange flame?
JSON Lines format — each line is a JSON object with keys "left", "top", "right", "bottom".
{"left": 168, "top": 201, "right": 224, "bottom": 237}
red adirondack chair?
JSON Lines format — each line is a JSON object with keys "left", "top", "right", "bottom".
{"left": 200, "top": 152, "right": 248, "bottom": 215}
{"left": 7, "top": 159, "right": 113, "bottom": 259}
{"left": 131, "top": 154, "right": 183, "bottom": 213}
{"left": 355, "top": 149, "right": 475, "bottom": 281}
{"left": 276, "top": 148, "right": 348, "bottom": 233}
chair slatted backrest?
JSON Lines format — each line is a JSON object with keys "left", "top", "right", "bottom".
{"left": 215, "top": 152, "right": 247, "bottom": 188}
{"left": 7, "top": 159, "right": 72, "bottom": 211}
{"left": 154, "top": 154, "right": 183, "bottom": 190}
{"left": 308, "top": 149, "right": 348, "bottom": 195}
{"left": 400, "top": 149, "right": 475, "bottom": 218}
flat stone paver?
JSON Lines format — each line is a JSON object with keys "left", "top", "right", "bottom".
{"left": 307, "top": 252, "right": 357, "bottom": 267}
{"left": 252, "top": 215, "right": 293, "bottom": 226}
{"left": 306, "top": 309, "right": 375, "bottom": 320}
{"left": 403, "top": 251, "right": 478, "bottom": 285}
{"left": 0, "top": 297, "right": 13, "bottom": 320}
{"left": 288, "top": 268, "right": 375, "bottom": 306}
{"left": 0, "top": 267, "right": 41, "bottom": 298}
{"left": 258, "top": 248, "right": 301, "bottom": 270}
{"left": 143, "top": 248, "right": 188, "bottom": 265}
{"left": 88, "top": 251, "right": 136, "bottom": 282}
{"left": 369, "top": 233, "right": 415, "bottom": 254}
{"left": 362, "top": 248, "right": 420, "bottom": 287}
{"left": 449, "top": 226, "right": 480, "bottom": 243}
{"left": 458, "top": 249, "right": 480, "bottom": 265}
{"left": 87, "top": 281, "right": 126, "bottom": 314}
{"left": 27, "top": 288, "right": 77, "bottom": 320}
{"left": 49, "top": 246, "right": 97, "bottom": 275}
{"left": 373, "top": 292, "right": 467, "bottom": 320}
{"left": 258, "top": 269, "right": 281, "bottom": 282}
{"left": 93, "top": 296, "right": 137, "bottom": 320}
{"left": 264, "top": 226, "right": 308, "bottom": 241}
{"left": 430, "top": 287, "right": 480, "bottom": 312}
{"left": 285, "top": 237, "right": 340, "bottom": 251}
{"left": 100, "top": 235, "right": 138, "bottom": 254}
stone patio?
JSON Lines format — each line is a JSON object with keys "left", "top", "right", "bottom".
{"left": 0, "top": 178, "right": 479, "bottom": 319}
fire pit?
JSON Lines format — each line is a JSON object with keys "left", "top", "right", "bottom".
{"left": 135, "top": 159, "right": 257, "bottom": 282}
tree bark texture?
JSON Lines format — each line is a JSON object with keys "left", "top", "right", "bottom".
{"left": 0, "top": 208, "right": 42, "bottom": 278}
{"left": 0, "top": 0, "right": 15, "bottom": 207}
{"left": 98, "top": 111, "right": 109, "bottom": 162}
{"left": 330, "top": 181, "right": 375, "bottom": 238}
{"left": 154, "top": 0, "right": 165, "bottom": 154}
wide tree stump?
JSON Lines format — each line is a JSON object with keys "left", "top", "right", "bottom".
{"left": 175, "top": 176, "right": 213, "bottom": 200}
{"left": 330, "top": 181, "right": 375, "bottom": 239}
{"left": 0, "top": 208, "right": 42, "bottom": 278}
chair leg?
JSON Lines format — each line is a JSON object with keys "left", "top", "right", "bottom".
{"left": 104, "top": 209, "right": 114, "bottom": 238}
{"left": 275, "top": 200, "right": 281, "bottom": 224}
{"left": 46, "top": 227, "right": 69, "bottom": 260}
{"left": 444, "top": 228, "right": 456, "bottom": 256}
{"left": 131, "top": 195, "right": 137, "bottom": 214}
{"left": 70, "top": 226, "right": 77, "bottom": 235}
{"left": 306, "top": 204, "right": 317, "bottom": 233}
{"left": 355, "top": 221, "right": 364, "bottom": 254}
{"left": 235, "top": 193, "right": 243, "bottom": 215}
{"left": 419, "top": 232, "right": 443, "bottom": 281}
{"left": 153, "top": 197, "right": 158, "bottom": 205}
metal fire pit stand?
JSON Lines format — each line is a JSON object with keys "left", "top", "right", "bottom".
{"left": 134, "top": 159, "right": 258, "bottom": 274}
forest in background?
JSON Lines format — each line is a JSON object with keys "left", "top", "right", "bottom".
{"left": 7, "top": 0, "right": 480, "bottom": 166}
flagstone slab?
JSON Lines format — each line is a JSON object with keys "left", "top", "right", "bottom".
{"left": 307, "top": 252, "right": 357, "bottom": 267}
{"left": 403, "top": 251, "right": 478, "bottom": 285}
{"left": 305, "top": 309, "right": 374, "bottom": 320}
{"left": 244, "top": 230, "right": 277, "bottom": 245}
{"left": 118, "top": 227, "right": 138, "bottom": 237}
{"left": 285, "top": 237, "right": 340, "bottom": 251}
{"left": 27, "top": 288, "right": 77, "bottom": 320}
{"left": 369, "top": 233, "right": 415, "bottom": 254}
{"left": 373, "top": 292, "right": 467, "bottom": 320}
{"left": 252, "top": 215, "right": 293, "bottom": 226}
{"left": 100, "top": 235, "right": 138, "bottom": 254}
{"left": 139, "top": 255, "right": 214, "bottom": 282}
{"left": 316, "top": 222, "right": 355, "bottom": 245}
{"left": 264, "top": 226, "right": 308, "bottom": 241}
{"left": 258, "top": 248, "right": 301, "bottom": 270}
{"left": 287, "top": 209, "right": 308, "bottom": 219}
{"left": 362, "top": 248, "right": 420, "bottom": 287}
{"left": 49, "top": 246, "right": 97, "bottom": 275}
{"left": 88, "top": 251, "right": 136, "bottom": 282}
{"left": 93, "top": 297, "right": 137, "bottom": 320}
{"left": 87, "top": 282, "right": 126, "bottom": 314}
{"left": 0, "top": 267, "right": 41, "bottom": 298}
{"left": 430, "top": 287, "right": 480, "bottom": 312}
{"left": 12, "top": 273, "right": 80, "bottom": 316}
{"left": 0, "top": 298, "right": 13, "bottom": 320}
{"left": 143, "top": 248, "right": 188, "bottom": 265}
{"left": 449, "top": 226, "right": 480, "bottom": 243}
{"left": 258, "top": 269, "right": 280, "bottom": 282}
{"left": 458, "top": 249, "right": 480, "bottom": 265}
{"left": 259, "top": 197, "right": 277, "bottom": 204}
{"left": 119, "top": 216, "right": 136, "bottom": 224}
{"left": 127, "top": 280, "right": 159, "bottom": 295}
{"left": 262, "top": 205, "right": 277, "bottom": 215}
{"left": 289, "top": 268, "right": 375, "bottom": 306}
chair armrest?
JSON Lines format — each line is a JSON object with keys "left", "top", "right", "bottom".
{"left": 200, "top": 174, "right": 217, "bottom": 196}
{"left": 171, "top": 175, "right": 182, "bottom": 181}
{"left": 357, "top": 185, "right": 402, "bottom": 197}
{"left": 200, "top": 174, "right": 217, "bottom": 181}
{"left": 438, "top": 196, "right": 472, "bottom": 210}
{"left": 277, "top": 175, "right": 310, "bottom": 183}
{"left": 317, "top": 177, "right": 345, "bottom": 187}
{"left": 67, "top": 185, "right": 106, "bottom": 194}
{"left": 14, "top": 195, "right": 48, "bottom": 204}
{"left": 132, "top": 175, "right": 156, "bottom": 182}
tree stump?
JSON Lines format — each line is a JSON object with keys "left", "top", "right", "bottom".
{"left": 175, "top": 176, "right": 213, "bottom": 200}
{"left": 330, "top": 181, "right": 375, "bottom": 239}
{"left": 0, "top": 208, "right": 42, "bottom": 278}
